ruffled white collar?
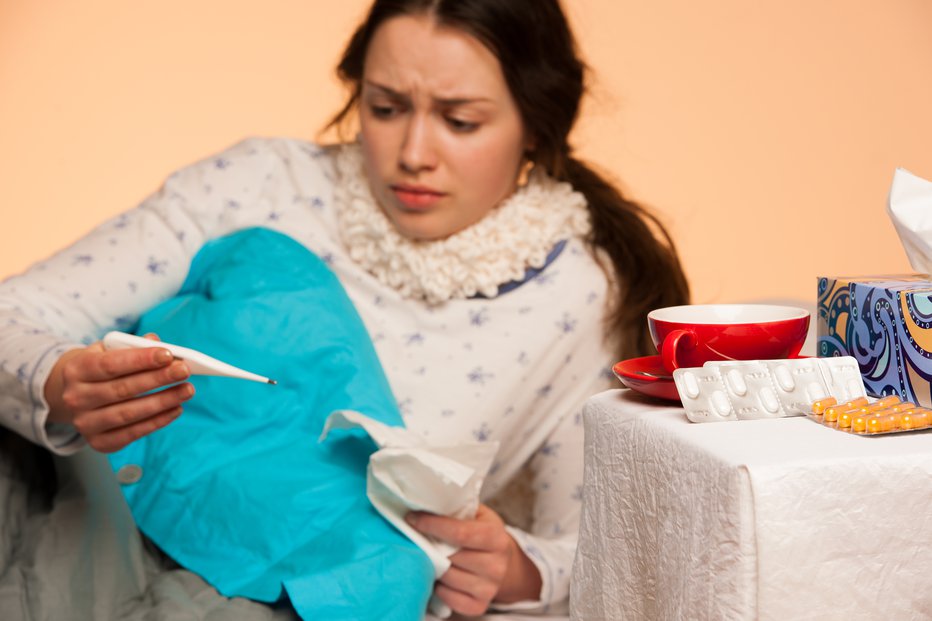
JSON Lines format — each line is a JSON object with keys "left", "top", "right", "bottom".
{"left": 333, "top": 144, "right": 590, "bottom": 305}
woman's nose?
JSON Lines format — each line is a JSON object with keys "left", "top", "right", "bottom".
{"left": 398, "top": 116, "right": 437, "bottom": 174}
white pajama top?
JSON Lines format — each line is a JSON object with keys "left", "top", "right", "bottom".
{"left": 0, "top": 137, "right": 617, "bottom": 615}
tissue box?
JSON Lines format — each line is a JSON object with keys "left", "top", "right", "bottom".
{"left": 817, "top": 274, "right": 932, "bottom": 406}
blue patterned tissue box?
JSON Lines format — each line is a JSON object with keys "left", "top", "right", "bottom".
{"left": 817, "top": 274, "right": 932, "bottom": 406}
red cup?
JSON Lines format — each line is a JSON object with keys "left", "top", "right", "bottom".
{"left": 648, "top": 304, "right": 810, "bottom": 373}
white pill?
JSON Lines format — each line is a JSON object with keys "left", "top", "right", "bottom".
{"left": 806, "top": 382, "right": 828, "bottom": 402}
{"left": 712, "top": 390, "right": 732, "bottom": 417}
{"left": 759, "top": 387, "right": 781, "bottom": 413}
{"left": 682, "top": 371, "right": 700, "bottom": 399}
{"left": 773, "top": 365, "right": 795, "bottom": 392}
{"left": 726, "top": 370, "right": 747, "bottom": 396}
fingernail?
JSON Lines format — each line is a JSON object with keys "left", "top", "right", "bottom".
{"left": 169, "top": 361, "right": 190, "bottom": 381}
{"left": 156, "top": 349, "right": 173, "bottom": 363}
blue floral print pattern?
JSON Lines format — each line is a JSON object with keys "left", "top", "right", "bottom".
{"left": 0, "top": 137, "right": 617, "bottom": 614}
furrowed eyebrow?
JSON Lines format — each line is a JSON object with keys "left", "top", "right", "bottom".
{"left": 363, "top": 80, "right": 491, "bottom": 106}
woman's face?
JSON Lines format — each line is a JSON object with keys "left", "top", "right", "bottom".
{"left": 358, "top": 14, "right": 530, "bottom": 241}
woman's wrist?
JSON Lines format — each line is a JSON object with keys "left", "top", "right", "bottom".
{"left": 44, "top": 348, "right": 83, "bottom": 424}
{"left": 494, "top": 534, "right": 542, "bottom": 604}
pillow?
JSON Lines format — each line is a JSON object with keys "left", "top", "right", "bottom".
{"left": 107, "top": 228, "right": 434, "bottom": 620}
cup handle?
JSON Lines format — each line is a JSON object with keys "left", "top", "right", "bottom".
{"left": 661, "top": 329, "right": 697, "bottom": 372}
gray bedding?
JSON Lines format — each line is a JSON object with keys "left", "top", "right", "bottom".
{"left": 0, "top": 431, "right": 564, "bottom": 621}
{"left": 0, "top": 430, "right": 298, "bottom": 621}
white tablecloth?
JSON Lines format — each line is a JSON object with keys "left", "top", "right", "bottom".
{"left": 570, "top": 390, "right": 932, "bottom": 621}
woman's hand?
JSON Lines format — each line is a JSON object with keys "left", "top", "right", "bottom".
{"left": 44, "top": 334, "right": 194, "bottom": 453}
{"left": 405, "top": 504, "right": 542, "bottom": 616}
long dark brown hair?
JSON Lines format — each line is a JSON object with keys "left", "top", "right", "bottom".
{"left": 325, "top": 0, "right": 690, "bottom": 360}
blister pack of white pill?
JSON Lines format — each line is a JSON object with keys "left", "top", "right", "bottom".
{"left": 673, "top": 356, "right": 867, "bottom": 423}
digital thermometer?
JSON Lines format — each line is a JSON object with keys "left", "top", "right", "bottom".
{"left": 102, "top": 331, "right": 277, "bottom": 385}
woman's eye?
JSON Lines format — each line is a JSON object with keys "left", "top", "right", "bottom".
{"left": 446, "top": 117, "right": 479, "bottom": 133}
{"left": 370, "top": 104, "right": 400, "bottom": 119}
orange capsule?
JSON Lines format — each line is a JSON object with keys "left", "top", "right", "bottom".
{"left": 840, "top": 397, "right": 870, "bottom": 410}
{"left": 838, "top": 407, "right": 869, "bottom": 430}
{"left": 811, "top": 397, "right": 837, "bottom": 415}
{"left": 871, "top": 410, "right": 903, "bottom": 428}
{"left": 823, "top": 405, "right": 843, "bottom": 423}
{"left": 866, "top": 416, "right": 883, "bottom": 434}
{"left": 889, "top": 402, "right": 916, "bottom": 413}
{"left": 901, "top": 409, "right": 931, "bottom": 430}
{"left": 851, "top": 415, "right": 868, "bottom": 433}
{"left": 866, "top": 414, "right": 897, "bottom": 434}
{"left": 867, "top": 395, "right": 901, "bottom": 411}
{"left": 883, "top": 415, "right": 899, "bottom": 432}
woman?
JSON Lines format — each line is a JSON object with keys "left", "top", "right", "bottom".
{"left": 0, "top": 0, "right": 688, "bottom": 617}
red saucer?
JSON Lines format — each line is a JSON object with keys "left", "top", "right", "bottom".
{"left": 612, "top": 355, "right": 681, "bottom": 402}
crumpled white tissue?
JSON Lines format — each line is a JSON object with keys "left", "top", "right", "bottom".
{"left": 320, "top": 410, "right": 499, "bottom": 618}
{"left": 887, "top": 167, "right": 932, "bottom": 273}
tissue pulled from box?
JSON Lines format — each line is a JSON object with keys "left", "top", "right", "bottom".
{"left": 320, "top": 410, "right": 498, "bottom": 576}
{"left": 320, "top": 411, "right": 499, "bottom": 619}
{"left": 888, "top": 167, "right": 932, "bottom": 274}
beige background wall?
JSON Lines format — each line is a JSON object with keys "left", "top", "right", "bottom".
{"left": 3, "top": 0, "right": 931, "bottom": 307}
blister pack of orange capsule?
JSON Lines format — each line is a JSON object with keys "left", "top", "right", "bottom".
{"left": 809, "top": 395, "right": 932, "bottom": 435}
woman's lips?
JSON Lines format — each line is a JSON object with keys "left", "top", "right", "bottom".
{"left": 391, "top": 185, "right": 446, "bottom": 210}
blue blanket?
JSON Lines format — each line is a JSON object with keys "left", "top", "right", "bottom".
{"left": 107, "top": 228, "right": 434, "bottom": 620}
